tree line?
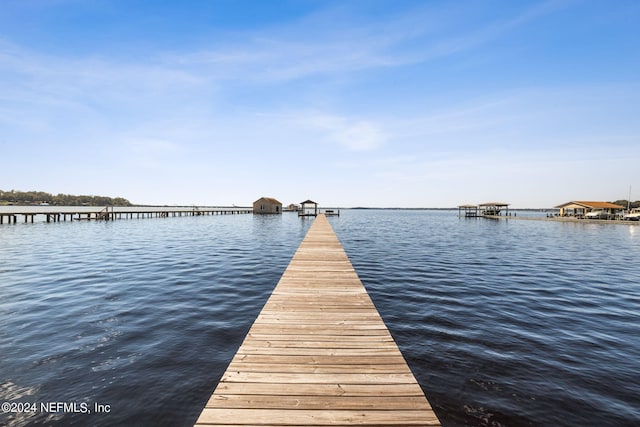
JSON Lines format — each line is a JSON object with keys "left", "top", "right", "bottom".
{"left": 0, "top": 189, "right": 132, "bottom": 206}
{"left": 612, "top": 200, "right": 640, "bottom": 209}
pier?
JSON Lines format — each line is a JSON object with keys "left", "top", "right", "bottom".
{"left": 298, "top": 199, "right": 340, "bottom": 217}
{"left": 458, "top": 204, "right": 478, "bottom": 218}
{"left": 0, "top": 206, "right": 252, "bottom": 225}
{"left": 194, "top": 214, "right": 440, "bottom": 426}
{"left": 458, "top": 202, "right": 509, "bottom": 219}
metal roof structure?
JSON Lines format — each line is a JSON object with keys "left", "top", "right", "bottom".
{"left": 554, "top": 201, "right": 624, "bottom": 210}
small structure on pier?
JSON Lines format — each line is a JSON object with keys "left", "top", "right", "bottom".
{"left": 253, "top": 197, "right": 282, "bottom": 214}
{"left": 458, "top": 204, "right": 479, "bottom": 217}
{"left": 298, "top": 199, "right": 318, "bottom": 217}
{"left": 297, "top": 200, "right": 340, "bottom": 217}
{"left": 479, "top": 202, "right": 509, "bottom": 216}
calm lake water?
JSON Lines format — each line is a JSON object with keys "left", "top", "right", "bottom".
{"left": 1, "top": 210, "right": 639, "bottom": 426}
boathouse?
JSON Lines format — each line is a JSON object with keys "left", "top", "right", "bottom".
{"left": 555, "top": 201, "right": 624, "bottom": 217}
{"left": 458, "top": 204, "right": 478, "bottom": 217}
{"left": 253, "top": 197, "right": 282, "bottom": 214}
{"left": 298, "top": 199, "right": 318, "bottom": 217}
{"left": 479, "top": 202, "right": 509, "bottom": 216}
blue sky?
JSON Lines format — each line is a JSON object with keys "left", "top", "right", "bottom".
{"left": 1, "top": 0, "right": 638, "bottom": 207}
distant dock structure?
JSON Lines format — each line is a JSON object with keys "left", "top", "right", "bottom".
{"left": 299, "top": 199, "right": 319, "bottom": 217}
{"left": 458, "top": 204, "right": 479, "bottom": 218}
{"left": 479, "top": 202, "right": 510, "bottom": 217}
{"left": 458, "top": 202, "right": 510, "bottom": 218}
{"left": 253, "top": 197, "right": 282, "bottom": 214}
{"left": 298, "top": 199, "right": 340, "bottom": 217}
{"left": 283, "top": 203, "right": 300, "bottom": 212}
{"left": 0, "top": 206, "right": 252, "bottom": 225}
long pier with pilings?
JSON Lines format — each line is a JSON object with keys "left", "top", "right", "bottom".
{"left": 0, "top": 206, "right": 252, "bottom": 225}
{"left": 194, "top": 214, "right": 441, "bottom": 426}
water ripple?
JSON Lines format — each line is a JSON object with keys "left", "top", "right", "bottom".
{"left": 1, "top": 214, "right": 309, "bottom": 426}
{"left": 2, "top": 211, "right": 639, "bottom": 426}
{"left": 334, "top": 210, "right": 640, "bottom": 427}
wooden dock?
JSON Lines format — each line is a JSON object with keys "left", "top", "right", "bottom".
{"left": 0, "top": 206, "right": 252, "bottom": 225}
{"left": 195, "top": 214, "right": 441, "bottom": 426}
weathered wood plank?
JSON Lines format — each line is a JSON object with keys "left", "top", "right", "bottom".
{"left": 212, "top": 382, "right": 427, "bottom": 397}
{"left": 238, "top": 340, "right": 398, "bottom": 350}
{"left": 260, "top": 307, "right": 380, "bottom": 314}
{"left": 220, "top": 372, "right": 419, "bottom": 384}
{"left": 247, "top": 325, "right": 391, "bottom": 335}
{"left": 229, "top": 354, "right": 408, "bottom": 365}
{"left": 197, "top": 408, "right": 440, "bottom": 425}
{"left": 236, "top": 347, "right": 403, "bottom": 356}
{"left": 256, "top": 313, "right": 382, "bottom": 321}
{"left": 243, "top": 333, "right": 394, "bottom": 342}
{"left": 226, "top": 362, "right": 413, "bottom": 374}
{"left": 207, "top": 394, "right": 432, "bottom": 410}
{"left": 253, "top": 320, "right": 387, "bottom": 327}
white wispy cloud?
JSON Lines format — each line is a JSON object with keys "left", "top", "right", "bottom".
{"left": 153, "top": 0, "right": 570, "bottom": 85}
{"left": 0, "top": 0, "right": 566, "bottom": 122}
{"left": 297, "top": 113, "right": 386, "bottom": 151}
{"left": 0, "top": 38, "right": 203, "bottom": 107}
{"left": 332, "top": 120, "right": 386, "bottom": 151}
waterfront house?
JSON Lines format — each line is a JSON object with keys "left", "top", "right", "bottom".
{"left": 253, "top": 197, "right": 282, "bottom": 214}
{"left": 555, "top": 201, "right": 624, "bottom": 217}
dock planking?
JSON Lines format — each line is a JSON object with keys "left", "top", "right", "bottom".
{"left": 194, "top": 214, "right": 441, "bottom": 426}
